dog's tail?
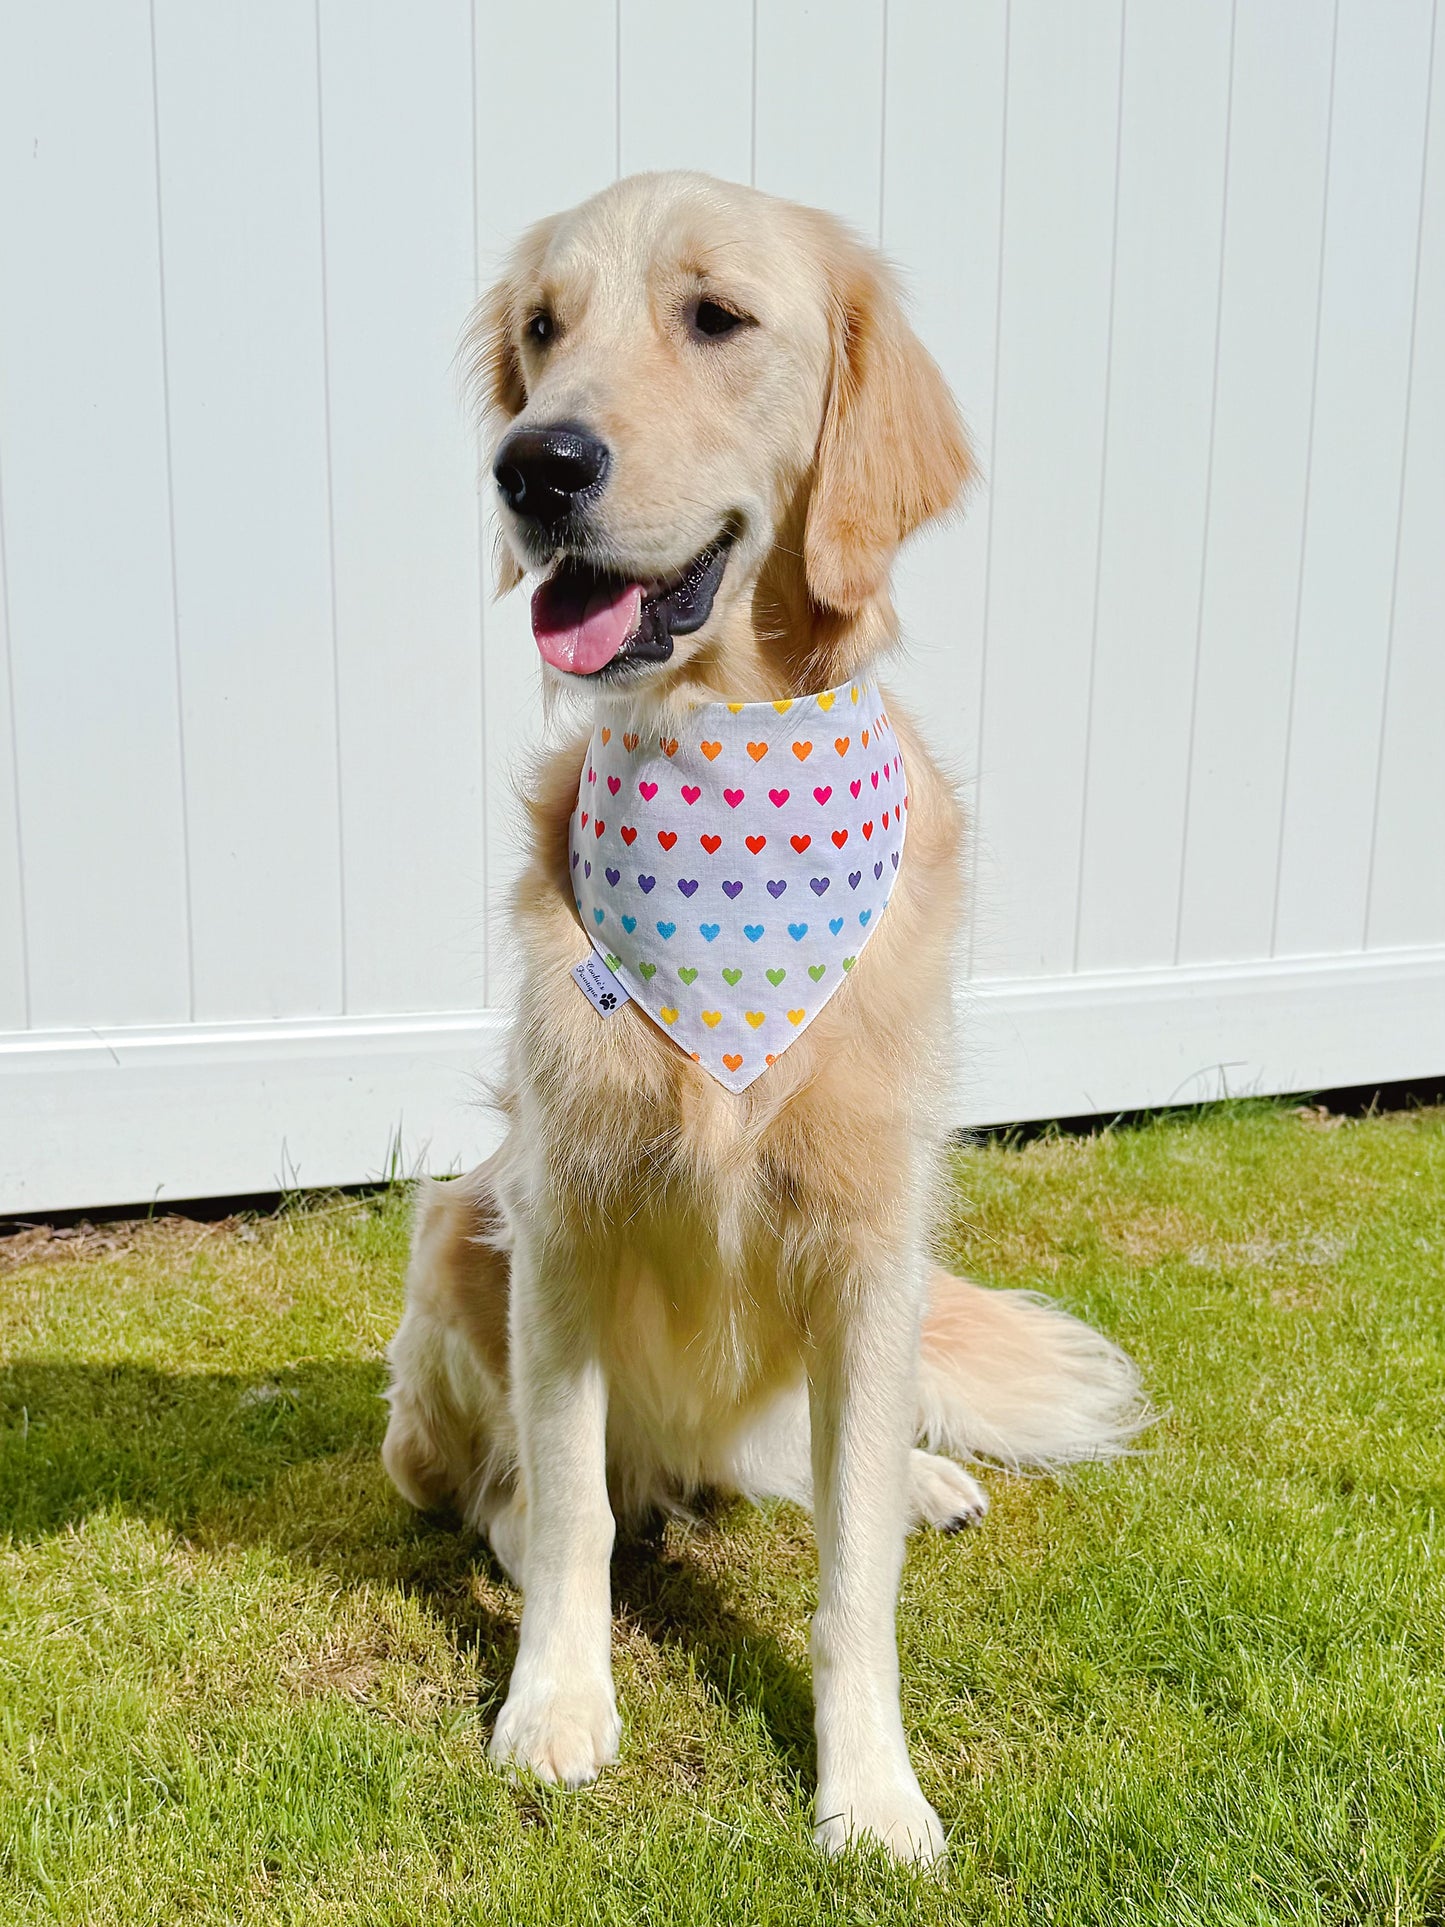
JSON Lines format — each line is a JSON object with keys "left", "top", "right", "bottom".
{"left": 916, "top": 1269, "right": 1146, "bottom": 1468}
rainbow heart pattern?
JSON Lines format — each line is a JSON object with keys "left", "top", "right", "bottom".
{"left": 569, "top": 675, "right": 907, "bottom": 1091}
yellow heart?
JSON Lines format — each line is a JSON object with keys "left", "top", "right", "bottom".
{"left": 772, "top": 699, "right": 793, "bottom": 713}
{"left": 787, "top": 1009, "right": 805, "bottom": 1025}
{"left": 745, "top": 1011, "right": 766, "bottom": 1029}
{"left": 817, "top": 691, "right": 836, "bottom": 711}
{"left": 850, "top": 686, "right": 860, "bottom": 703}
{"left": 727, "top": 703, "right": 744, "bottom": 713}
{"left": 701, "top": 1010, "right": 722, "bottom": 1028}
{"left": 660, "top": 1008, "right": 679, "bottom": 1024}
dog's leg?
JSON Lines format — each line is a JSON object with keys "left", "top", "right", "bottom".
{"left": 488, "top": 1230, "right": 619, "bottom": 1787}
{"left": 807, "top": 1246, "right": 945, "bottom": 1864}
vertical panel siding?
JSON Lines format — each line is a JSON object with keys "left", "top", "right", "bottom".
{"left": 969, "top": 2, "right": 1124, "bottom": 977}
{"left": 0, "top": 493, "right": 26, "bottom": 1028}
{"left": 1367, "top": 0, "right": 1445, "bottom": 954}
{"left": 881, "top": 0, "right": 1007, "bottom": 920}
{"left": 1176, "top": 0, "right": 1336, "bottom": 966}
{"left": 0, "top": 0, "right": 191, "bottom": 1028}
{"left": 753, "top": 0, "right": 885, "bottom": 232}
{"left": 1074, "top": 1, "right": 1234, "bottom": 974}
{"left": 1273, "top": 0, "right": 1436, "bottom": 958}
{"left": 318, "top": 0, "right": 487, "bottom": 1017}
{"left": 152, "top": 0, "right": 341, "bottom": 1021}
{"left": 619, "top": 0, "right": 754, "bottom": 182}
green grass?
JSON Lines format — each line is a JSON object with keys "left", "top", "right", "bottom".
{"left": 1, "top": 1101, "right": 1443, "bottom": 1926}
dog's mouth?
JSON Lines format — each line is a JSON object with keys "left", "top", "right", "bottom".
{"left": 530, "top": 535, "right": 733, "bottom": 678}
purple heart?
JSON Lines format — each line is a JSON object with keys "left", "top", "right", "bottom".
{"left": 584, "top": 861, "right": 591, "bottom": 878}
{"left": 722, "top": 879, "right": 744, "bottom": 899}
{"left": 678, "top": 878, "right": 699, "bottom": 897}
{"left": 891, "top": 851, "right": 900, "bottom": 868}
{"left": 874, "top": 861, "right": 884, "bottom": 879}
{"left": 605, "top": 866, "right": 620, "bottom": 886}
{"left": 848, "top": 870, "right": 861, "bottom": 890}
{"left": 571, "top": 852, "right": 579, "bottom": 869}
{"left": 767, "top": 878, "right": 787, "bottom": 898}
{"left": 638, "top": 874, "right": 656, "bottom": 893}
{"left": 810, "top": 876, "right": 829, "bottom": 896}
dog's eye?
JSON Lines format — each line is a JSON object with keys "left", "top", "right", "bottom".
{"left": 524, "top": 310, "right": 554, "bottom": 346}
{"left": 690, "top": 299, "right": 749, "bottom": 341}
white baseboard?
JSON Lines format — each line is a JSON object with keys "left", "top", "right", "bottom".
{"left": 3, "top": 947, "right": 1442, "bottom": 1215}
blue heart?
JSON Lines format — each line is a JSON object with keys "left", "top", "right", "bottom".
{"left": 605, "top": 867, "right": 620, "bottom": 886}
{"left": 593, "top": 908, "right": 605, "bottom": 925}
{"left": 638, "top": 874, "right": 656, "bottom": 893}
{"left": 700, "top": 922, "right": 721, "bottom": 941}
{"left": 829, "top": 917, "right": 844, "bottom": 935}
{"left": 859, "top": 909, "right": 872, "bottom": 925}
{"left": 810, "top": 877, "right": 829, "bottom": 896}
{"left": 621, "top": 915, "right": 637, "bottom": 933}
{"left": 848, "top": 870, "right": 862, "bottom": 890}
{"left": 678, "top": 878, "right": 699, "bottom": 897}
{"left": 656, "top": 921, "right": 676, "bottom": 939}
{"left": 744, "top": 924, "right": 764, "bottom": 942}
{"left": 788, "top": 922, "right": 808, "bottom": 941}
{"left": 767, "top": 879, "right": 787, "bottom": 898}
{"left": 722, "top": 879, "right": 743, "bottom": 899}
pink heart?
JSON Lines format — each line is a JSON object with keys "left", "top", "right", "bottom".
{"left": 813, "top": 786, "right": 832, "bottom": 805}
{"left": 870, "top": 771, "right": 879, "bottom": 789}
{"left": 681, "top": 784, "right": 701, "bottom": 804}
{"left": 724, "top": 788, "right": 745, "bottom": 808}
{"left": 850, "top": 779, "right": 862, "bottom": 798}
{"left": 607, "top": 775, "right": 621, "bottom": 794}
{"left": 768, "top": 789, "right": 790, "bottom": 807}
{"left": 639, "top": 780, "right": 658, "bottom": 800}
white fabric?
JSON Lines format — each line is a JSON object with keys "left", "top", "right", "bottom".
{"left": 569, "top": 674, "right": 908, "bottom": 1092}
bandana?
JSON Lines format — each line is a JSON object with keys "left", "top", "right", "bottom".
{"left": 568, "top": 675, "right": 908, "bottom": 1091}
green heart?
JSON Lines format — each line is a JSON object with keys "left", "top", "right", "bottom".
{"left": 722, "top": 967, "right": 743, "bottom": 985}
{"left": 605, "top": 954, "right": 621, "bottom": 972}
{"left": 842, "top": 955, "right": 857, "bottom": 971}
{"left": 808, "top": 964, "right": 827, "bottom": 981}
{"left": 766, "top": 967, "right": 787, "bottom": 986}
{"left": 639, "top": 961, "right": 657, "bottom": 980}
{"left": 678, "top": 966, "right": 698, "bottom": 985}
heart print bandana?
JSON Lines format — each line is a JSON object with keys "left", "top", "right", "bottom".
{"left": 568, "top": 675, "right": 908, "bottom": 1092}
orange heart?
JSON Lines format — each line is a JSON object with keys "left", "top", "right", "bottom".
{"left": 765, "top": 1053, "right": 776, "bottom": 1064}
{"left": 623, "top": 732, "right": 639, "bottom": 751}
{"left": 700, "top": 741, "right": 722, "bottom": 760}
{"left": 744, "top": 1011, "right": 765, "bottom": 1029}
{"left": 701, "top": 1011, "right": 722, "bottom": 1028}
{"left": 746, "top": 741, "right": 768, "bottom": 762}
{"left": 834, "top": 736, "right": 850, "bottom": 755}
{"left": 723, "top": 1053, "right": 743, "bottom": 1071}
{"left": 601, "top": 728, "right": 612, "bottom": 744}
{"left": 792, "top": 741, "right": 813, "bottom": 760}
{"left": 787, "top": 1009, "right": 805, "bottom": 1025}
{"left": 660, "top": 737, "right": 679, "bottom": 757}
{"left": 861, "top": 729, "right": 870, "bottom": 747}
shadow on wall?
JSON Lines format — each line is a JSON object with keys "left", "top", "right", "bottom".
{"left": 0, "top": 1359, "right": 816, "bottom": 1774}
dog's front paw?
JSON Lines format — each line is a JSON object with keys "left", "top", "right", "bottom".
{"left": 814, "top": 1777, "right": 946, "bottom": 1864}
{"left": 489, "top": 1675, "right": 621, "bottom": 1788}
{"left": 908, "top": 1448, "right": 989, "bottom": 1532}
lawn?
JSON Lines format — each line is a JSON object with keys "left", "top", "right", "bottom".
{"left": 1, "top": 1102, "right": 1442, "bottom": 1926}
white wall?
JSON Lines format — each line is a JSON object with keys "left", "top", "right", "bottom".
{"left": 2, "top": 0, "right": 1442, "bottom": 1213}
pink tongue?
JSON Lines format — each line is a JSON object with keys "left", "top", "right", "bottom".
{"left": 531, "top": 574, "right": 643, "bottom": 675}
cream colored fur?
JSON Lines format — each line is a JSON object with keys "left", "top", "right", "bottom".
{"left": 384, "top": 172, "right": 1144, "bottom": 1864}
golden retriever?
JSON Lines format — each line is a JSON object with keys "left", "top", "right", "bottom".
{"left": 382, "top": 171, "right": 1142, "bottom": 1863}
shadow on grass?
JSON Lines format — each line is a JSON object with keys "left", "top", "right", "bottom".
{"left": 0, "top": 1359, "right": 815, "bottom": 1771}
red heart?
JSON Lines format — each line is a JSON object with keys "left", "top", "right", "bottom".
{"left": 581, "top": 811, "right": 589, "bottom": 827}
{"left": 790, "top": 833, "right": 811, "bottom": 853}
{"left": 862, "top": 821, "right": 874, "bottom": 840}
{"left": 657, "top": 830, "right": 677, "bottom": 850}
{"left": 594, "top": 820, "right": 605, "bottom": 838}
{"left": 831, "top": 829, "right": 848, "bottom": 848}
{"left": 700, "top": 833, "right": 722, "bottom": 853}
{"left": 745, "top": 834, "right": 767, "bottom": 854}
{"left": 620, "top": 825, "right": 637, "bottom": 845}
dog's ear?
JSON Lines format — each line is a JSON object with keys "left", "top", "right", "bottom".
{"left": 804, "top": 226, "right": 975, "bottom": 616}
{"left": 463, "top": 218, "right": 558, "bottom": 598}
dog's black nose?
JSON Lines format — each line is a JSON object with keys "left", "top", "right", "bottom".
{"left": 493, "top": 424, "right": 610, "bottom": 529}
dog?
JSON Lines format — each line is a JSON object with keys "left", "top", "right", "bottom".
{"left": 382, "top": 171, "right": 1142, "bottom": 1863}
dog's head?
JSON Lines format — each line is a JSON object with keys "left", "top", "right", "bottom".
{"left": 467, "top": 172, "right": 973, "bottom": 692}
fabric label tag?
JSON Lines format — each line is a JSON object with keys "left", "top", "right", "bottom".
{"left": 572, "top": 951, "right": 631, "bottom": 1018}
